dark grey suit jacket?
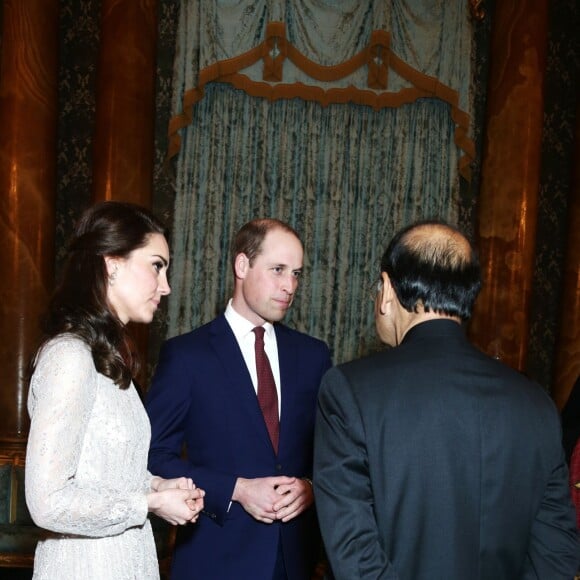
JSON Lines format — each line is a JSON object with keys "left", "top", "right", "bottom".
{"left": 314, "top": 319, "right": 579, "bottom": 580}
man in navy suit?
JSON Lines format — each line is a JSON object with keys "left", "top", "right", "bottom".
{"left": 314, "top": 220, "right": 579, "bottom": 580}
{"left": 147, "top": 218, "right": 332, "bottom": 579}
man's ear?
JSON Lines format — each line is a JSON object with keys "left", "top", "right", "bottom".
{"left": 378, "top": 271, "right": 394, "bottom": 315}
{"left": 234, "top": 253, "right": 249, "bottom": 279}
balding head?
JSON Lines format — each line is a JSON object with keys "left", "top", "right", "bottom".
{"left": 401, "top": 222, "right": 474, "bottom": 270}
{"left": 380, "top": 221, "right": 481, "bottom": 321}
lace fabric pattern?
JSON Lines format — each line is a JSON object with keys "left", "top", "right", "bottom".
{"left": 25, "top": 335, "right": 159, "bottom": 579}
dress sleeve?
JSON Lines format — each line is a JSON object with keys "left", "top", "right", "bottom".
{"left": 25, "top": 337, "right": 148, "bottom": 537}
{"left": 143, "top": 471, "right": 155, "bottom": 493}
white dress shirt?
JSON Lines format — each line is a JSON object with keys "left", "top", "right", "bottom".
{"left": 224, "top": 300, "right": 282, "bottom": 417}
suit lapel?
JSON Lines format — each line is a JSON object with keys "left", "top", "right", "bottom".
{"left": 209, "top": 315, "right": 276, "bottom": 455}
{"left": 275, "top": 324, "right": 297, "bottom": 456}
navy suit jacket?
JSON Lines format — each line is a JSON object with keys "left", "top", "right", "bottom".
{"left": 146, "top": 314, "right": 331, "bottom": 580}
{"left": 314, "top": 319, "right": 579, "bottom": 580}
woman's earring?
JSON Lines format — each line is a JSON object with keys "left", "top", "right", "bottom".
{"left": 108, "top": 269, "right": 118, "bottom": 286}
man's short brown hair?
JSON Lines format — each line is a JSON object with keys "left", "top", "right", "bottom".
{"left": 231, "top": 218, "right": 301, "bottom": 272}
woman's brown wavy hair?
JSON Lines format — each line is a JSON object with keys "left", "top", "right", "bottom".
{"left": 37, "top": 201, "right": 168, "bottom": 389}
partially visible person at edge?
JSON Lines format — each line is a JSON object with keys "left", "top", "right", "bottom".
{"left": 561, "top": 375, "right": 580, "bottom": 532}
{"left": 561, "top": 376, "right": 580, "bottom": 465}
{"left": 25, "top": 201, "right": 205, "bottom": 580}
{"left": 146, "top": 218, "right": 332, "bottom": 579}
{"left": 314, "top": 220, "right": 579, "bottom": 580}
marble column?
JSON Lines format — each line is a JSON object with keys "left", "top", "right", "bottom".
{"left": 469, "top": 1, "right": 549, "bottom": 371}
{"left": 0, "top": 0, "right": 59, "bottom": 568}
{"left": 0, "top": 0, "right": 59, "bottom": 445}
{"left": 92, "top": 0, "right": 159, "bottom": 387}
{"left": 552, "top": 106, "right": 580, "bottom": 410}
{"left": 92, "top": 0, "right": 158, "bottom": 205}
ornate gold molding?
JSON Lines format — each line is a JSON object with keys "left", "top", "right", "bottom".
{"left": 0, "top": 442, "right": 26, "bottom": 467}
{"left": 0, "top": 553, "right": 34, "bottom": 568}
{"left": 469, "top": 0, "right": 485, "bottom": 21}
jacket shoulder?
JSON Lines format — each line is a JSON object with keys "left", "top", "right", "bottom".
{"left": 275, "top": 323, "right": 329, "bottom": 351}
{"left": 162, "top": 317, "right": 225, "bottom": 353}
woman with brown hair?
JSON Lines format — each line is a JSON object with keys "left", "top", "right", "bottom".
{"left": 25, "top": 201, "right": 204, "bottom": 579}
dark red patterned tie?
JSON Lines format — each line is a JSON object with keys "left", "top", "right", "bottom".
{"left": 253, "top": 326, "right": 279, "bottom": 453}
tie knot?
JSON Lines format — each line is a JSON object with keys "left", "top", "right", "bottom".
{"left": 253, "top": 326, "right": 265, "bottom": 342}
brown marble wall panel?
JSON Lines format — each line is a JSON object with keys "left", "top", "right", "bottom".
{"left": 92, "top": 0, "right": 158, "bottom": 206}
{"left": 469, "top": 1, "right": 549, "bottom": 371}
{"left": 0, "top": 0, "right": 59, "bottom": 442}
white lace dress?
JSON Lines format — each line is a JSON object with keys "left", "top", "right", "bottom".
{"left": 25, "top": 335, "right": 159, "bottom": 579}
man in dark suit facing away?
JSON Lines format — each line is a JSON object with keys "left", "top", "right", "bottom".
{"left": 147, "top": 218, "right": 331, "bottom": 579}
{"left": 314, "top": 220, "right": 579, "bottom": 580}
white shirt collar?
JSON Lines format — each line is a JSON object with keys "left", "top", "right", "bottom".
{"left": 224, "top": 299, "right": 275, "bottom": 341}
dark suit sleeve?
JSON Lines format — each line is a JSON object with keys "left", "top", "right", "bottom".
{"left": 522, "top": 446, "right": 580, "bottom": 579}
{"left": 146, "top": 340, "right": 237, "bottom": 525}
{"left": 313, "top": 367, "right": 399, "bottom": 580}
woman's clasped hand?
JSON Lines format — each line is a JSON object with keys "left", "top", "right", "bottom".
{"left": 149, "top": 476, "right": 205, "bottom": 525}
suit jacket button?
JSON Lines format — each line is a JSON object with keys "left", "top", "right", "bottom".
{"left": 276, "top": 464, "right": 282, "bottom": 471}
